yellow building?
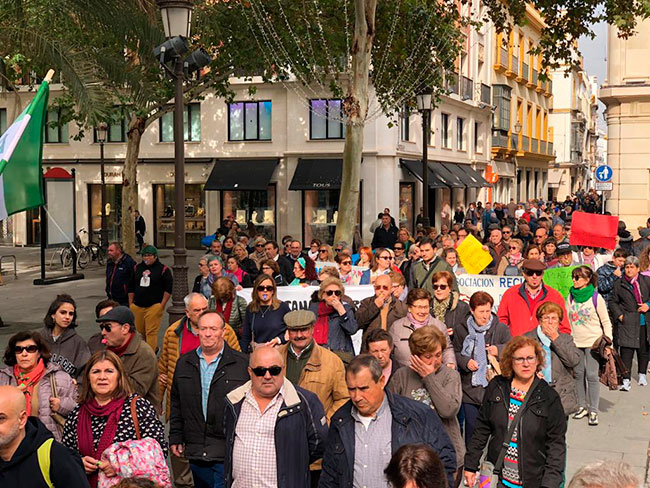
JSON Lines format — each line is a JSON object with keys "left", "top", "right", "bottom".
{"left": 489, "top": 5, "right": 555, "bottom": 203}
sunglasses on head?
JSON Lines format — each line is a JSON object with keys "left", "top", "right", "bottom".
{"left": 257, "top": 285, "right": 274, "bottom": 292}
{"left": 251, "top": 365, "right": 283, "bottom": 377}
{"left": 325, "top": 290, "right": 342, "bottom": 297}
{"left": 524, "top": 269, "right": 543, "bottom": 277}
{"left": 14, "top": 345, "right": 39, "bottom": 354}
{"left": 432, "top": 284, "right": 448, "bottom": 290}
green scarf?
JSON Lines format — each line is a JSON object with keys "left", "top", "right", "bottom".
{"left": 432, "top": 296, "right": 451, "bottom": 322}
{"left": 569, "top": 284, "right": 595, "bottom": 303}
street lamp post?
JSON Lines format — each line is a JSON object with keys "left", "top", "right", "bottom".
{"left": 96, "top": 122, "right": 108, "bottom": 247}
{"left": 416, "top": 89, "right": 433, "bottom": 228}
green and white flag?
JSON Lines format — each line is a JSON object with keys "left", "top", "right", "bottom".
{"left": 0, "top": 79, "right": 49, "bottom": 220}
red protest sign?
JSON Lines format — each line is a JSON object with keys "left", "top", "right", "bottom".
{"left": 569, "top": 212, "right": 619, "bottom": 250}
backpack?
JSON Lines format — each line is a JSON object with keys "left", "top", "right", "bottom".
{"left": 37, "top": 438, "right": 54, "bottom": 488}
{"left": 504, "top": 264, "right": 520, "bottom": 276}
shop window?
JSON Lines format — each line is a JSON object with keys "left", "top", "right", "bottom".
{"left": 221, "top": 186, "right": 276, "bottom": 241}
{"left": 303, "top": 189, "right": 361, "bottom": 245}
{"left": 0, "top": 108, "right": 6, "bottom": 135}
{"left": 88, "top": 184, "right": 123, "bottom": 242}
{"left": 159, "top": 103, "right": 201, "bottom": 142}
{"left": 153, "top": 184, "right": 206, "bottom": 249}
{"left": 45, "top": 108, "right": 69, "bottom": 143}
{"left": 228, "top": 101, "right": 272, "bottom": 141}
{"left": 399, "top": 183, "right": 414, "bottom": 233}
{"left": 310, "top": 99, "right": 345, "bottom": 139}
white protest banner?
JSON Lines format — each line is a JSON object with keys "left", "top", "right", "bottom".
{"left": 455, "top": 274, "right": 525, "bottom": 311}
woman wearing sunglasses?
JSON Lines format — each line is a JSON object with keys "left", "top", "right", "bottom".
{"left": 360, "top": 247, "right": 393, "bottom": 285}
{"left": 308, "top": 238, "right": 322, "bottom": 261}
{"left": 0, "top": 331, "right": 77, "bottom": 441}
{"left": 497, "top": 238, "right": 524, "bottom": 276}
{"left": 430, "top": 271, "right": 470, "bottom": 339}
{"left": 336, "top": 252, "right": 362, "bottom": 286}
{"left": 316, "top": 244, "right": 336, "bottom": 263}
{"left": 241, "top": 274, "right": 291, "bottom": 352}
{"left": 308, "top": 277, "right": 359, "bottom": 363}
{"left": 572, "top": 245, "right": 611, "bottom": 272}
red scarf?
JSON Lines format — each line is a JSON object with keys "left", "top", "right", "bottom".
{"left": 77, "top": 396, "right": 126, "bottom": 488}
{"left": 108, "top": 332, "right": 134, "bottom": 357}
{"left": 180, "top": 319, "right": 201, "bottom": 356}
{"left": 14, "top": 359, "right": 46, "bottom": 416}
{"left": 215, "top": 298, "right": 234, "bottom": 323}
{"left": 314, "top": 302, "right": 334, "bottom": 345}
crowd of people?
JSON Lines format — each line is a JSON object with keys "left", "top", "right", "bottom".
{"left": 1, "top": 193, "right": 648, "bottom": 488}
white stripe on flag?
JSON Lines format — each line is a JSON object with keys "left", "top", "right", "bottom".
{"left": 0, "top": 173, "right": 7, "bottom": 220}
{"left": 0, "top": 114, "right": 31, "bottom": 163}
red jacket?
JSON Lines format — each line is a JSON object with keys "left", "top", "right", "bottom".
{"left": 497, "top": 283, "right": 571, "bottom": 336}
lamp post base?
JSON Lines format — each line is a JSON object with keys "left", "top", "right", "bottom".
{"left": 168, "top": 247, "right": 189, "bottom": 324}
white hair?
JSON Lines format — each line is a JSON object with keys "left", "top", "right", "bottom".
{"left": 184, "top": 292, "right": 207, "bottom": 309}
{"left": 568, "top": 461, "right": 641, "bottom": 488}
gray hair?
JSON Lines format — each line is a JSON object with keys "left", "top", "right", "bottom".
{"left": 568, "top": 460, "right": 641, "bottom": 488}
{"left": 184, "top": 292, "right": 207, "bottom": 309}
{"left": 346, "top": 354, "right": 383, "bottom": 383}
{"left": 625, "top": 255, "right": 640, "bottom": 268}
{"left": 336, "top": 241, "right": 351, "bottom": 252}
{"left": 200, "top": 254, "right": 212, "bottom": 263}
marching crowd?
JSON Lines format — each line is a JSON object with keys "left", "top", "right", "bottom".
{"left": 0, "top": 193, "right": 648, "bottom": 488}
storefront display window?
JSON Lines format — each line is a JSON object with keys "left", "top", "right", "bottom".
{"left": 154, "top": 184, "right": 206, "bottom": 249}
{"left": 303, "top": 190, "right": 361, "bottom": 245}
{"left": 399, "top": 183, "right": 414, "bottom": 233}
{"left": 88, "top": 184, "right": 123, "bottom": 242}
{"left": 221, "top": 186, "right": 276, "bottom": 241}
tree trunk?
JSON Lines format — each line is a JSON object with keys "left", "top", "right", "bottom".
{"left": 121, "top": 115, "right": 145, "bottom": 257}
{"left": 334, "top": 0, "right": 376, "bottom": 247}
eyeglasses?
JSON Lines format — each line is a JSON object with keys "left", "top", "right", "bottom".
{"left": 411, "top": 304, "right": 429, "bottom": 310}
{"left": 251, "top": 365, "right": 283, "bottom": 377}
{"left": 374, "top": 285, "right": 390, "bottom": 291}
{"left": 257, "top": 285, "right": 274, "bottom": 292}
{"left": 432, "top": 284, "right": 448, "bottom": 290}
{"left": 512, "top": 356, "right": 537, "bottom": 365}
{"left": 509, "top": 246, "right": 519, "bottom": 250}
{"left": 503, "top": 231, "right": 512, "bottom": 234}
{"left": 99, "top": 324, "right": 114, "bottom": 332}
{"left": 325, "top": 290, "right": 342, "bottom": 297}
{"left": 319, "top": 249, "right": 328, "bottom": 253}
{"left": 334, "top": 248, "right": 343, "bottom": 253}
{"left": 541, "top": 316, "right": 559, "bottom": 323}
{"left": 378, "top": 256, "right": 392, "bottom": 260}
{"left": 394, "top": 246, "right": 404, "bottom": 250}
{"left": 14, "top": 345, "right": 39, "bottom": 354}
{"left": 341, "top": 260, "right": 352, "bottom": 265}
{"left": 523, "top": 269, "right": 543, "bottom": 277}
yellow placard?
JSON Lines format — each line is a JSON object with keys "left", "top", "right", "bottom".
{"left": 455, "top": 234, "right": 493, "bottom": 275}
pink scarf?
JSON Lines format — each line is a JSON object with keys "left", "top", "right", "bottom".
{"left": 508, "top": 252, "right": 523, "bottom": 267}
{"left": 624, "top": 274, "right": 643, "bottom": 304}
{"left": 407, "top": 312, "right": 430, "bottom": 329}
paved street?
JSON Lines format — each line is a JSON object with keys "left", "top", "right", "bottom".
{"left": 1, "top": 245, "right": 649, "bottom": 484}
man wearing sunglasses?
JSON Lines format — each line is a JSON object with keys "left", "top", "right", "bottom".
{"left": 170, "top": 311, "right": 249, "bottom": 488}
{"left": 356, "top": 275, "right": 408, "bottom": 346}
{"left": 224, "top": 346, "right": 328, "bottom": 488}
{"left": 497, "top": 259, "right": 571, "bottom": 337}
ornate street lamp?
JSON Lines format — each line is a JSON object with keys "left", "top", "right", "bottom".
{"left": 96, "top": 122, "right": 108, "bottom": 248}
{"left": 157, "top": 0, "right": 193, "bottom": 38}
{"left": 416, "top": 88, "right": 433, "bottom": 228}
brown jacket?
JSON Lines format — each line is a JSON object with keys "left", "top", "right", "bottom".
{"left": 121, "top": 332, "right": 161, "bottom": 413}
{"left": 355, "top": 296, "right": 408, "bottom": 347}
{"left": 158, "top": 316, "right": 241, "bottom": 420}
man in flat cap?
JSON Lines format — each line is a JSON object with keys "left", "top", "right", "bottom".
{"left": 278, "top": 310, "right": 348, "bottom": 487}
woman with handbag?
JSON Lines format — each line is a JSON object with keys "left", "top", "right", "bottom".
{"left": 609, "top": 255, "right": 650, "bottom": 391}
{"left": 452, "top": 291, "right": 511, "bottom": 447}
{"left": 240, "top": 274, "right": 291, "bottom": 352}
{"left": 62, "top": 350, "right": 167, "bottom": 488}
{"left": 566, "top": 265, "right": 612, "bottom": 425}
{"left": 388, "top": 326, "right": 465, "bottom": 486}
{"left": 0, "top": 330, "right": 76, "bottom": 441}
{"left": 463, "top": 336, "right": 567, "bottom": 488}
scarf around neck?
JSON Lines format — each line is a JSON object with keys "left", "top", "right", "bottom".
{"left": 624, "top": 274, "right": 643, "bottom": 304}
{"left": 407, "top": 312, "right": 430, "bottom": 329}
{"left": 508, "top": 252, "right": 523, "bottom": 266}
{"left": 537, "top": 325, "right": 553, "bottom": 383}
{"left": 314, "top": 302, "right": 334, "bottom": 345}
{"left": 432, "top": 296, "right": 451, "bottom": 322}
{"left": 461, "top": 314, "right": 494, "bottom": 388}
{"left": 108, "top": 332, "right": 134, "bottom": 357}
{"left": 569, "top": 284, "right": 595, "bottom": 303}
{"left": 14, "top": 359, "right": 46, "bottom": 416}
{"left": 215, "top": 298, "right": 234, "bottom": 323}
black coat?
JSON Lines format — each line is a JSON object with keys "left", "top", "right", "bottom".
{"left": 608, "top": 274, "right": 650, "bottom": 348}
{"left": 441, "top": 293, "right": 471, "bottom": 336}
{"left": 105, "top": 253, "right": 136, "bottom": 306}
{"left": 371, "top": 225, "right": 398, "bottom": 249}
{"left": 464, "top": 376, "right": 567, "bottom": 488}
{"left": 277, "top": 255, "right": 295, "bottom": 283}
{"left": 169, "top": 345, "right": 249, "bottom": 462}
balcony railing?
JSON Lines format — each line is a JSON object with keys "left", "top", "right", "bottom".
{"left": 446, "top": 72, "right": 459, "bottom": 95}
{"left": 500, "top": 47, "right": 508, "bottom": 66}
{"left": 480, "top": 84, "right": 491, "bottom": 105}
{"left": 461, "top": 76, "right": 473, "bottom": 100}
{"left": 511, "top": 56, "right": 519, "bottom": 75}
{"left": 547, "top": 80, "right": 553, "bottom": 95}
{"left": 540, "top": 140, "right": 547, "bottom": 154}
{"left": 493, "top": 130, "right": 508, "bottom": 148}
{"left": 522, "top": 62, "right": 529, "bottom": 81}
{"left": 510, "top": 133, "right": 518, "bottom": 149}
{"left": 548, "top": 142, "right": 554, "bottom": 155}
{"left": 522, "top": 135, "right": 529, "bottom": 152}
{"left": 532, "top": 69, "right": 538, "bottom": 86}
{"left": 532, "top": 138, "right": 539, "bottom": 153}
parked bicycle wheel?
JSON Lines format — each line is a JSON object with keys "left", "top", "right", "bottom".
{"left": 77, "top": 247, "right": 90, "bottom": 269}
{"left": 97, "top": 246, "right": 106, "bottom": 266}
{"left": 60, "top": 247, "right": 73, "bottom": 268}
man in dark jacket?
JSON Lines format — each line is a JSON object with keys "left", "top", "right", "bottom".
{"left": 264, "top": 240, "right": 295, "bottom": 284}
{"left": 597, "top": 248, "right": 628, "bottom": 303}
{"left": 319, "top": 355, "right": 456, "bottom": 488}
{"left": 371, "top": 213, "right": 398, "bottom": 250}
{"left": 170, "top": 311, "right": 249, "bottom": 488}
{"left": 105, "top": 241, "right": 136, "bottom": 306}
{"left": 224, "top": 346, "right": 328, "bottom": 488}
{"left": 0, "top": 386, "right": 89, "bottom": 488}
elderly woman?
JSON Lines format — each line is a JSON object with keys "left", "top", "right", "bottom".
{"left": 241, "top": 274, "right": 291, "bottom": 352}
{"left": 192, "top": 254, "right": 210, "bottom": 293}
{"left": 430, "top": 271, "right": 470, "bottom": 339}
{"left": 391, "top": 288, "right": 455, "bottom": 368}
{"left": 249, "top": 237, "right": 268, "bottom": 268}
{"left": 0, "top": 331, "right": 77, "bottom": 441}
{"left": 200, "top": 255, "right": 238, "bottom": 299}
{"left": 309, "top": 277, "right": 359, "bottom": 363}
{"left": 497, "top": 238, "right": 524, "bottom": 276}
{"left": 209, "top": 276, "right": 248, "bottom": 339}
{"left": 260, "top": 258, "right": 287, "bottom": 286}
{"left": 609, "top": 255, "right": 650, "bottom": 391}
{"left": 336, "top": 252, "right": 361, "bottom": 286}
{"left": 525, "top": 302, "right": 581, "bottom": 417}
{"left": 62, "top": 350, "right": 167, "bottom": 488}
{"left": 388, "top": 326, "right": 465, "bottom": 483}
{"left": 463, "top": 336, "right": 567, "bottom": 488}
{"left": 290, "top": 256, "right": 319, "bottom": 286}
{"left": 452, "top": 291, "right": 511, "bottom": 445}
{"left": 39, "top": 294, "right": 90, "bottom": 379}
{"left": 360, "top": 247, "right": 393, "bottom": 285}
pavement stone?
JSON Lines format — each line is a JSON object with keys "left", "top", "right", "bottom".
{"left": 1, "top": 244, "right": 649, "bottom": 485}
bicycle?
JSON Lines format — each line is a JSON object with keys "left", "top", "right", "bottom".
{"left": 76, "top": 228, "right": 106, "bottom": 269}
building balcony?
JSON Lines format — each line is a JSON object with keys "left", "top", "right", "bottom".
{"left": 528, "top": 69, "right": 538, "bottom": 88}
{"left": 532, "top": 138, "right": 539, "bottom": 153}
{"left": 492, "top": 130, "right": 508, "bottom": 148}
{"left": 517, "top": 62, "right": 529, "bottom": 84}
{"left": 522, "top": 135, "right": 530, "bottom": 152}
{"left": 446, "top": 72, "right": 459, "bottom": 95}
{"left": 544, "top": 80, "right": 553, "bottom": 97}
{"left": 540, "top": 140, "right": 547, "bottom": 154}
{"left": 506, "top": 55, "right": 519, "bottom": 79}
{"left": 480, "top": 83, "right": 491, "bottom": 105}
{"left": 461, "top": 76, "right": 473, "bottom": 101}
{"left": 494, "top": 47, "right": 508, "bottom": 72}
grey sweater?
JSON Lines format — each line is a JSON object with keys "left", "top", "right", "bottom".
{"left": 39, "top": 327, "right": 90, "bottom": 379}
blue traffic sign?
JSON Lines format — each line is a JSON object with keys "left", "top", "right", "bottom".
{"left": 595, "top": 165, "right": 613, "bottom": 182}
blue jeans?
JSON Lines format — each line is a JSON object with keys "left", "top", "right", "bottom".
{"left": 189, "top": 462, "right": 224, "bottom": 488}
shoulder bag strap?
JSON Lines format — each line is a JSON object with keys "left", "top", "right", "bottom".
{"left": 493, "top": 377, "right": 539, "bottom": 473}
{"left": 49, "top": 374, "right": 58, "bottom": 399}
{"left": 37, "top": 438, "right": 54, "bottom": 488}
{"left": 417, "top": 262, "right": 437, "bottom": 289}
{"left": 130, "top": 396, "right": 141, "bottom": 440}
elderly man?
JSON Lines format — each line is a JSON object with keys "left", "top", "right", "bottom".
{"left": 170, "top": 312, "right": 249, "bottom": 488}
{"left": 365, "top": 328, "right": 401, "bottom": 384}
{"left": 210, "top": 239, "right": 224, "bottom": 259}
{"left": 160, "top": 294, "right": 241, "bottom": 488}
{"left": 534, "top": 226, "right": 549, "bottom": 246}
{"left": 319, "top": 355, "right": 456, "bottom": 488}
{"left": 286, "top": 239, "right": 307, "bottom": 269}
{"left": 485, "top": 228, "right": 507, "bottom": 274}
{"left": 97, "top": 305, "right": 160, "bottom": 411}
{"left": 0, "top": 385, "right": 89, "bottom": 488}
{"left": 371, "top": 213, "right": 398, "bottom": 250}
{"left": 356, "top": 274, "right": 408, "bottom": 345}
{"left": 224, "top": 346, "right": 328, "bottom": 488}
{"left": 549, "top": 242, "right": 575, "bottom": 269}
{"left": 105, "top": 241, "right": 136, "bottom": 306}
{"left": 497, "top": 259, "right": 571, "bottom": 336}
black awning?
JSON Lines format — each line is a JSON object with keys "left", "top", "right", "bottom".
{"left": 399, "top": 159, "right": 447, "bottom": 188}
{"left": 429, "top": 162, "right": 465, "bottom": 188}
{"left": 289, "top": 158, "right": 343, "bottom": 190}
{"left": 204, "top": 159, "right": 278, "bottom": 191}
{"left": 441, "top": 163, "right": 491, "bottom": 188}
